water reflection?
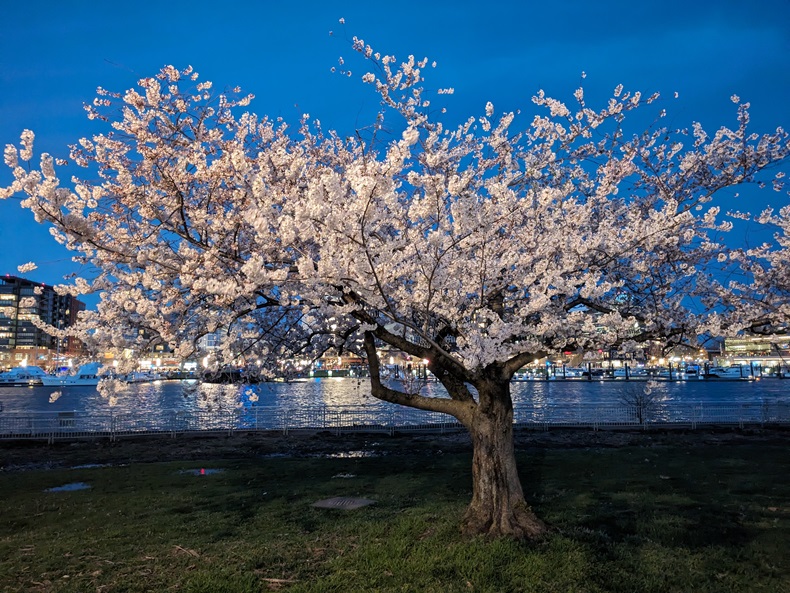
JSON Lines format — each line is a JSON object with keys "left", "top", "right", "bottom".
{"left": 324, "top": 451, "right": 380, "bottom": 459}
{"left": 46, "top": 482, "right": 91, "bottom": 492}
{"left": 0, "top": 377, "right": 786, "bottom": 418}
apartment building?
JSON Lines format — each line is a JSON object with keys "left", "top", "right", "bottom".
{"left": 0, "top": 275, "right": 85, "bottom": 369}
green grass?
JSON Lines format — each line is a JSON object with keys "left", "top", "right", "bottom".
{"left": 1, "top": 444, "right": 788, "bottom": 592}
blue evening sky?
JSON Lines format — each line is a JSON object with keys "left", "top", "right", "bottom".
{"left": 1, "top": 0, "right": 789, "bottom": 306}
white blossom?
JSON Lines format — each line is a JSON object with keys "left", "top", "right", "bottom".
{"left": 17, "top": 262, "right": 38, "bottom": 273}
{"left": 4, "top": 144, "right": 18, "bottom": 168}
{"left": 19, "top": 130, "right": 34, "bottom": 161}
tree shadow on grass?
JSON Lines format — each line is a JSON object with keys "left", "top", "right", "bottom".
{"left": 526, "top": 445, "right": 760, "bottom": 551}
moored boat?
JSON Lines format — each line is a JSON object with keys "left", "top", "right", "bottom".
{"left": 41, "top": 362, "right": 102, "bottom": 387}
{"left": 0, "top": 365, "right": 49, "bottom": 386}
{"left": 613, "top": 367, "right": 648, "bottom": 378}
{"left": 704, "top": 365, "right": 752, "bottom": 379}
{"left": 123, "top": 370, "right": 162, "bottom": 383}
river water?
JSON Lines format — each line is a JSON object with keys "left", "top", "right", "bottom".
{"left": 0, "top": 376, "right": 787, "bottom": 416}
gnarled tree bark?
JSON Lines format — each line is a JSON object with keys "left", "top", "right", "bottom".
{"left": 363, "top": 331, "right": 547, "bottom": 539}
{"left": 461, "top": 378, "right": 546, "bottom": 538}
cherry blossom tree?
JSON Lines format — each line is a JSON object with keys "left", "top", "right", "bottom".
{"left": 724, "top": 205, "right": 790, "bottom": 336}
{"left": 3, "top": 40, "right": 789, "bottom": 538}
{"left": 752, "top": 206, "right": 790, "bottom": 323}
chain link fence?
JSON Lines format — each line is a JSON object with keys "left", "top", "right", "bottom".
{"left": 0, "top": 400, "right": 788, "bottom": 443}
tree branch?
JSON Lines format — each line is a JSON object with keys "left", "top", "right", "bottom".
{"left": 363, "top": 332, "right": 473, "bottom": 424}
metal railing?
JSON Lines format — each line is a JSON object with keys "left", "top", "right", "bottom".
{"left": 0, "top": 400, "right": 788, "bottom": 443}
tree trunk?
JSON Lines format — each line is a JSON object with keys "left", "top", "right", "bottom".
{"left": 461, "top": 380, "right": 547, "bottom": 539}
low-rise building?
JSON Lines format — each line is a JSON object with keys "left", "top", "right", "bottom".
{"left": 719, "top": 334, "right": 790, "bottom": 373}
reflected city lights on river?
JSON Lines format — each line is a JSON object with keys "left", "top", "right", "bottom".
{"left": 0, "top": 378, "right": 790, "bottom": 431}
{"left": 0, "top": 377, "right": 787, "bottom": 417}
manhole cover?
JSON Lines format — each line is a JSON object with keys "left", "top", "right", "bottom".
{"left": 312, "top": 496, "right": 377, "bottom": 510}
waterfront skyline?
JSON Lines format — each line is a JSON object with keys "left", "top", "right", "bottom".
{"left": 2, "top": 1, "right": 789, "bottom": 307}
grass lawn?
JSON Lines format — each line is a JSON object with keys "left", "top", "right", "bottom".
{"left": 1, "top": 440, "right": 788, "bottom": 592}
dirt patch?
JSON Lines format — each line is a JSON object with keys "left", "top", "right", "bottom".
{"left": 1, "top": 426, "right": 789, "bottom": 473}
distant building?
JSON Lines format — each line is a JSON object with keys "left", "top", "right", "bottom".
{"left": 0, "top": 275, "right": 86, "bottom": 369}
{"left": 722, "top": 334, "right": 790, "bottom": 364}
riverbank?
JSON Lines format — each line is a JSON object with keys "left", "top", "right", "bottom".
{"left": 1, "top": 430, "right": 788, "bottom": 592}
{"left": 3, "top": 425, "right": 790, "bottom": 473}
